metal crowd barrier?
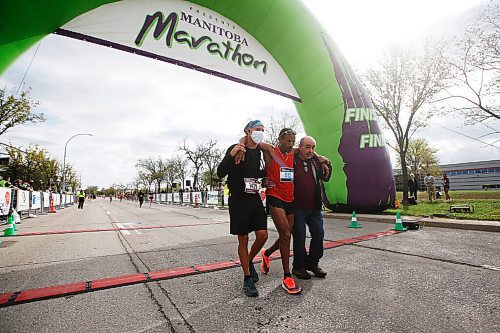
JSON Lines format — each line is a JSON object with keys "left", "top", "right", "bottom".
{"left": 0, "top": 188, "right": 76, "bottom": 221}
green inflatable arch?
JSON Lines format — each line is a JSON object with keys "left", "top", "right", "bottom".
{"left": 0, "top": 0, "right": 395, "bottom": 212}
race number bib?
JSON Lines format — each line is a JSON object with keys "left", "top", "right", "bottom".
{"left": 280, "top": 167, "right": 294, "bottom": 182}
{"left": 244, "top": 178, "right": 260, "bottom": 193}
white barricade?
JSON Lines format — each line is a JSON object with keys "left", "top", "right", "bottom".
{"left": 155, "top": 193, "right": 161, "bottom": 202}
{"left": 43, "top": 192, "right": 50, "bottom": 208}
{"left": 167, "top": 193, "right": 173, "bottom": 203}
{"left": 0, "top": 187, "right": 12, "bottom": 215}
{"left": 173, "top": 193, "right": 180, "bottom": 203}
{"left": 66, "top": 194, "right": 73, "bottom": 204}
{"left": 160, "top": 193, "right": 167, "bottom": 202}
{"left": 182, "top": 192, "right": 190, "bottom": 204}
{"left": 31, "top": 192, "right": 42, "bottom": 210}
{"left": 192, "top": 192, "right": 202, "bottom": 205}
{"left": 54, "top": 193, "right": 61, "bottom": 206}
{"left": 16, "top": 190, "right": 30, "bottom": 211}
{"left": 207, "top": 191, "right": 219, "bottom": 205}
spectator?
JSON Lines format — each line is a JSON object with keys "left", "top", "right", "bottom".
{"left": 423, "top": 173, "right": 435, "bottom": 202}
{"left": 442, "top": 173, "right": 451, "bottom": 201}
{"left": 408, "top": 173, "right": 419, "bottom": 201}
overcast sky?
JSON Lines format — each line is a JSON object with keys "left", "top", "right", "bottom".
{"left": 1, "top": 0, "right": 498, "bottom": 189}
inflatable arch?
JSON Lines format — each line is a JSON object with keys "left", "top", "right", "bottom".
{"left": 0, "top": 0, "right": 395, "bottom": 212}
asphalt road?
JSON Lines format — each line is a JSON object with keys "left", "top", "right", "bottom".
{"left": 0, "top": 199, "right": 498, "bottom": 333}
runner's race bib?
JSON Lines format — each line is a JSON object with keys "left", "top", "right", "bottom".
{"left": 280, "top": 167, "right": 294, "bottom": 182}
{"left": 244, "top": 178, "right": 260, "bottom": 193}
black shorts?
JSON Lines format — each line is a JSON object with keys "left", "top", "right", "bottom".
{"left": 228, "top": 195, "right": 267, "bottom": 235}
{"left": 266, "top": 195, "right": 294, "bottom": 215}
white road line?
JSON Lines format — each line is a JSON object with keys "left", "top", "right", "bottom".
{"left": 482, "top": 265, "right": 500, "bottom": 271}
{"left": 115, "top": 223, "right": 131, "bottom": 235}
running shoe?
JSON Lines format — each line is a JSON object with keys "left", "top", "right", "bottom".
{"left": 260, "top": 248, "right": 270, "bottom": 274}
{"left": 249, "top": 262, "right": 259, "bottom": 283}
{"left": 243, "top": 277, "right": 258, "bottom": 297}
{"left": 281, "top": 276, "right": 302, "bottom": 295}
{"left": 305, "top": 265, "right": 327, "bottom": 278}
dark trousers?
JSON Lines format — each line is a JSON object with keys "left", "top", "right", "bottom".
{"left": 293, "top": 207, "right": 324, "bottom": 269}
{"left": 409, "top": 189, "right": 418, "bottom": 200}
{"left": 78, "top": 197, "right": 84, "bottom": 209}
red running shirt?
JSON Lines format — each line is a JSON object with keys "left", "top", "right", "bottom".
{"left": 265, "top": 146, "right": 294, "bottom": 202}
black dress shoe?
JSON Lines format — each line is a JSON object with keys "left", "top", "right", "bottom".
{"left": 292, "top": 267, "right": 312, "bottom": 280}
{"left": 305, "top": 265, "right": 327, "bottom": 278}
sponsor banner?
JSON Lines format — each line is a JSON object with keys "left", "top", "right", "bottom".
{"left": 59, "top": 0, "right": 299, "bottom": 101}
{"left": 182, "top": 192, "right": 191, "bottom": 204}
{"left": 17, "top": 190, "right": 30, "bottom": 211}
{"left": 173, "top": 192, "right": 180, "bottom": 203}
{"left": 192, "top": 192, "right": 202, "bottom": 204}
{"left": 54, "top": 193, "right": 61, "bottom": 206}
{"left": 31, "top": 192, "right": 42, "bottom": 210}
{"left": 43, "top": 192, "right": 50, "bottom": 208}
{"left": 0, "top": 187, "right": 12, "bottom": 215}
{"left": 161, "top": 193, "right": 167, "bottom": 202}
{"left": 207, "top": 191, "right": 219, "bottom": 205}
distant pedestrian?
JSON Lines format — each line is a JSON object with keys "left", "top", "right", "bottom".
{"left": 77, "top": 189, "right": 85, "bottom": 209}
{"left": 149, "top": 193, "right": 154, "bottom": 206}
{"left": 408, "top": 173, "right": 418, "bottom": 201}
{"left": 424, "top": 173, "right": 435, "bottom": 202}
{"left": 138, "top": 191, "right": 145, "bottom": 208}
{"left": 442, "top": 173, "right": 451, "bottom": 201}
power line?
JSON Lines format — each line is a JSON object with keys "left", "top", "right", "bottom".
{"left": 434, "top": 124, "right": 500, "bottom": 150}
{"left": 15, "top": 41, "right": 42, "bottom": 96}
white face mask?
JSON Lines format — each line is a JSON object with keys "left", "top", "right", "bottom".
{"left": 250, "top": 130, "right": 264, "bottom": 144}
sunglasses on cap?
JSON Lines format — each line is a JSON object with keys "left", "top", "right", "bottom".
{"left": 279, "top": 129, "right": 296, "bottom": 137}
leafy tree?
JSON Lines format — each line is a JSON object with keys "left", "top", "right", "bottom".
{"left": 402, "top": 138, "right": 441, "bottom": 176}
{"left": 364, "top": 44, "right": 450, "bottom": 204}
{"left": 439, "top": 2, "right": 499, "bottom": 124}
{"left": 0, "top": 88, "right": 43, "bottom": 136}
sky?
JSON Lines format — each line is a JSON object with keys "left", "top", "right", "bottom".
{"left": 1, "top": 0, "right": 498, "bottom": 189}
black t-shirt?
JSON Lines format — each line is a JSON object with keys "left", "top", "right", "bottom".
{"left": 138, "top": 193, "right": 145, "bottom": 200}
{"left": 217, "top": 144, "right": 265, "bottom": 197}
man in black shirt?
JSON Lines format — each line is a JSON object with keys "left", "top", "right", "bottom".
{"left": 217, "top": 120, "right": 269, "bottom": 297}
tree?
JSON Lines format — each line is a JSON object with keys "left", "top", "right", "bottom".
{"left": 0, "top": 88, "right": 43, "bottom": 136}
{"left": 135, "top": 157, "right": 166, "bottom": 192}
{"left": 202, "top": 143, "right": 223, "bottom": 190}
{"left": 171, "top": 154, "right": 189, "bottom": 190}
{"left": 4, "top": 144, "right": 61, "bottom": 191}
{"left": 179, "top": 138, "right": 217, "bottom": 189}
{"left": 264, "top": 111, "right": 304, "bottom": 144}
{"left": 440, "top": 2, "right": 499, "bottom": 124}
{"left": 364, "top": 44, "right": 450, "bottom": 204}
{"left": 403, "top": 138, "right": 441, "bottom": 176}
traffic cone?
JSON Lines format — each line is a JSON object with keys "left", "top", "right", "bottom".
{"left": 347, "top": 211, "right": 361, "bottom": 228}
{"left": 393, "top": 212, "right": 407, "bottom": 231}
{"left": 49, "top": 195, "right": 56, "bottom": 213}
{"left": 3, "top": 215, "right": 16, "bottom": 236}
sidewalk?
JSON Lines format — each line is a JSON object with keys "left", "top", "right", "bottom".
{"left": 324, "top": 212, "right": 500, "bottom": 232}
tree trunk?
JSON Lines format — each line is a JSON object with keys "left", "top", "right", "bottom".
{"left": 400, "top": 153, "right": 410, "bottom": 205}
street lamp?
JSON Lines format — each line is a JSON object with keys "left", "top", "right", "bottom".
{"left": 62, "top": 133, "right": 93, "bottom": 195}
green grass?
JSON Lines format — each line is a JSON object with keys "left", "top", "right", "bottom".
{"left": 384, "top": 191, "right": 500, "bottom": 221}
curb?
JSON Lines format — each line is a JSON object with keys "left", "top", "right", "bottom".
{"left": 323, "top": 213, "right": 500, "bottom": 233}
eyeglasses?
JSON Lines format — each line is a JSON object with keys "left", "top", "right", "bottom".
{"left": 302, "top": 161, "right": 308, "bottom": 173}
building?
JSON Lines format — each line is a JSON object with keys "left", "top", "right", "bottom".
{"left": 394, "top": 159, "right": 500, "bottom": 191}
{"left": 441, "top": 160, "right": 500, "bottom": 191}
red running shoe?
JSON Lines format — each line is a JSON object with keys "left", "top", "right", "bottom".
{"left": 281, "top": 276, "right": 302, "bottom": 295}
{"left": 260, "top": 248, "right": 270, "bottom": 274}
